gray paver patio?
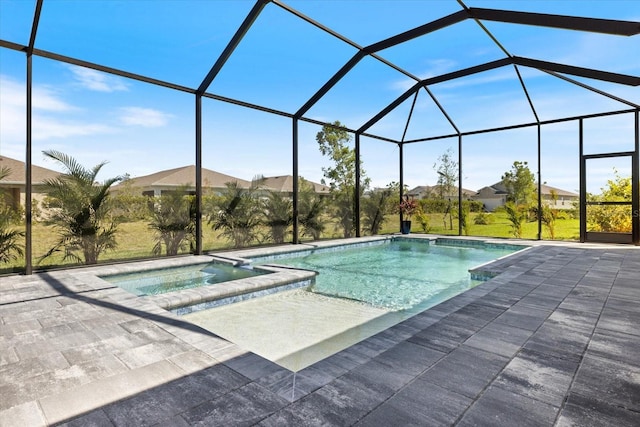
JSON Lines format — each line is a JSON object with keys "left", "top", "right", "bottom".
{"left": 1, "top": 238, "right": 639, "bottom": 426}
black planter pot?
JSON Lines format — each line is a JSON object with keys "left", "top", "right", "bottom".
{"left": 401, "top": 220, "right": 412, "bottom": 234}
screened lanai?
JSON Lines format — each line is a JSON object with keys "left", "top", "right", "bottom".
{"left": 0, "top": 0, "right": 639, "bottom": 274}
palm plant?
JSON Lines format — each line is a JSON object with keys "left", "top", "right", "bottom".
{"left": 502, "top": 201, "right": 526, "bottom": 239}
{"left": 208, "top": 181, "right": 262, "bottom": 248}
{"left": 40, "top": 150, "right": 122, "bottom": 265}
{"left": 0, "top": 166, "right": 24, "bottom": 264}
{"left": 298, "top": 178, "right": 326, "bottom": 240}
{"left": 332, "top": 190, "right": 356, "bottom": 238}
{"left": 263, "top": 190, "right": 293, "bottom": 244}
{"left": 362, "top": 188, "right": 392, "bottom": 235}
{"left": 540, "top": 205, "right": 558, "bottom": 240}
{"left": 148, "top": 187, "right": 196, "bottom": 256}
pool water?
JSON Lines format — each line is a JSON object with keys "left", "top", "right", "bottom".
{"left": 102, "top": 262, "right": 268, "bottom": 296}
{"left": 116, "top": 238, "right": 523, "bottom": 371}
{"left": 255, "top": 240, "right": 518, "bottom": 311}
{"left": 183, "top": 239, "right": 523, "bottom": 371}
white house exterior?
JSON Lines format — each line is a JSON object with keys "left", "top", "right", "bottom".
{"left": 472, "top": 181, "right": 579, "bottom": 211}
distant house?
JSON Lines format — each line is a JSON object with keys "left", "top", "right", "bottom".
{"left": 407, "top": 184, "right": 476, "bottom": 200}
{"left": 113, "top": 167, "right": 330, "bottom": 197}
{"left": 472, "top": 182, "right": 509, "bottom": 211}
{"left": 260, "top": 175, "right": 330, "bottom": 196}
{"left": 0, "top": 155, "right": 61, "bottom": 211}
{"left": 539, "top": 184, "right": 580, "bottom": 209}
{"left": 472, "top": 181, "right": 578, "bottom": 211}
{"left": 112, "top": 165, "right": 252, "bottom": 197}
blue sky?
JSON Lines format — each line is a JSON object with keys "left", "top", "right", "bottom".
{"left": 1, "top": 0, "right": 639, "bottom": 193}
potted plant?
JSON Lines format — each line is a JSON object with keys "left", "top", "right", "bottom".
{"left": 399, "top": 196, "right": 417, "bottom": 234}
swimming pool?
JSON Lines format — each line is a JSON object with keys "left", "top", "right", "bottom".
{"left": 182, "top": 237, "right": 525, "bottom": 371}
{"left": 252, "top": 239, "right": 519, "bottom": 311}
{"left": 102, "top": 261, "right": 269, "bottom": 296}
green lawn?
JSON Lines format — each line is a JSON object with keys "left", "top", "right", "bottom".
{"left": 379, "top": 212, "right": 580, "bottom": 241}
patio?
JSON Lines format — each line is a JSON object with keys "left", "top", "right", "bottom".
{"left": 1, "top": 1, "right": 639, "bottom": 425}
{"left": 1, "top": 238, "right": 639, "bottom": 426}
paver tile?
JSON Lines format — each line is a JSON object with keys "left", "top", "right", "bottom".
{"left": 571, "top": 354, "right": 640, "bottom": 412}
{"left": 418, "top": 345, "right": 509, "bottom": 399}
{"left": 357, "top": 381, "right": 472, "bottom": 427}
{"left": 180, "top": 382, "right": 288, "bottom": 426}
{"left": 38, "top": 359, "right": 186, "bottom": 425}
{"left": 457, "top": 385, "right": 559, "bottom": 427}
{"left": 587, "top": 329, "right": 640, "bottom": 368}
{"left": 493, "top": 348, "right": 579, "bottom": 407}
{"left": 463, "top": 322, "right": 532, "bottom": 358}
{"left": 556, "top": 392, "right": 640, "bottom": 427}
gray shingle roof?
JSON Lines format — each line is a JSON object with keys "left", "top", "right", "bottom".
{"left": 115, "top": 165, "right": 252, "bottom": 189}
{"left": 261, "top": 175, "right": 329, "bottom": 194}
{"left": 0, "top": 155, "right": 61, "bottom": 185}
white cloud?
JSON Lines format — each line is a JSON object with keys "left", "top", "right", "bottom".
{"left": 68, "top": 65, "right": 129, "bottom": 92}
{"left": 0, "top": 74, "right": 75, "bottom": 112}
{"left": 0, "top": 74, "right": 116, "bottom": 145}
{"left": 31, "top": 116, "right": 113, "bottom": 141}
{"left": 391, "top": 59, "right": 459, "bottom": 92}
{"left": 118, "top": 107, "right": 172, "bottom": 127}
{"left": 433, "top": 68, "right": 519, "bottom": 91}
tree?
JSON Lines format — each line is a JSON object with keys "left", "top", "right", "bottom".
{"left": 148, "top": 187, "right": 196, "bottom": 256}
{"left": 316, "top": 121, "right": 370, "bottom": 237}
{"left": 587, "top": 169, "right": 632, "bottom": 232}
{"left": 434, "top": 148, "right": 458, "bottom": 199}
{"left": 263, "top": 190, "right": 293, "bottom": 244}
{"left": 208, "top": 181, "right": 262, "bottom": 248}
{"left": 501, "top": 161, "right": 536, "bottom": 206}
{"left": 40, "top": 150, "right": 122, "bottom": 265}
{"left": 500, "top": 161, "right": 536, "bottom": 238}
{"left": 434, "top": 148, "right": 458, "bottom": 230}
{"left": 0, "top": 166, "right": 24, "bottom": 264}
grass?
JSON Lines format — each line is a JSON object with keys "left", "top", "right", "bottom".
{"left": 379, "top": 212, "right": 580, "bottom": 241}
{"left": 1, "top": 211, "right": 580, "bottom": 274}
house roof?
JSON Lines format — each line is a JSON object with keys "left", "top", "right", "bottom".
{"left": 261, "top": 175, "right": 330, "bottom": 194}
{"left": 476, "top": 182, "right": 509, "bottom": 195}
{"left": 0, "top": 155, "right": 61, "bottom": 185}
{"left": 116, "top": 165, "right": 252, "bottom": 190}
{"left": 475, "top": 181, "right": 578, "bottom": 197}
{"left": 407, "top": 184, "right": 476, "bottom": 198}
{"left": 540, "top": 184, "right": 579, "bottom": 198}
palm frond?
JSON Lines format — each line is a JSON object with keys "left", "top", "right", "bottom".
{"left": 43, "top": 150, "right": 89, "bottom": 180}
{"left": 0, "top": 166, "right": 11, "bottom": 181}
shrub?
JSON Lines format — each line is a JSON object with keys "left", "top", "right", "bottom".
{"left": 414, "top": 210, "right": 430, "bottom": 233}
{"left": 207, "top": 182, "right": 262, "bottom": 248}
{"left": 148, "top": 188, "right": 196, "bottom": 256}
{"left": 262, "top": 190, "right": 293, "bottom": 244}
{"left": 474, "top": 211, "right": 492, "bottom": 225}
